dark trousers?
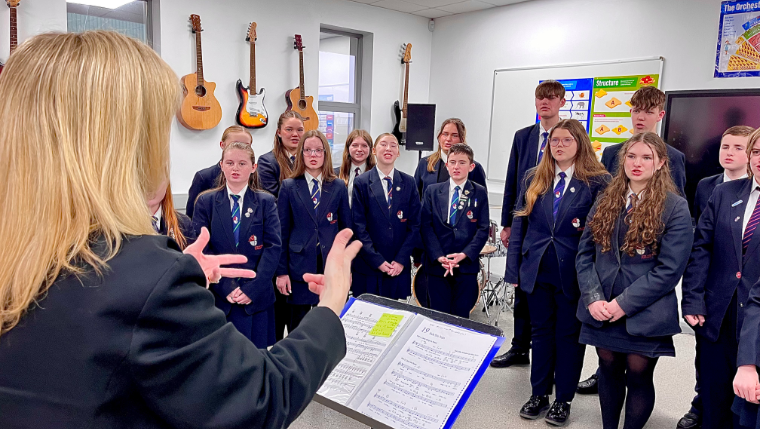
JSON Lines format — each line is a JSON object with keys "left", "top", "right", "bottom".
{"left": 698, "top": 294, "right": 742, "bottom": 429}
{"left": 526, "top": 280, "right": 585, "bottom": 401}
{"left": 285, "top": 303, "right": 312, "bottom": 333}
{"left": 511, "top": 286, "right": 532, "bottom": 352}
{"left": 228, "top": 304, "right": 276, "bottom": 349}
{"left": 427, "top": 273, "right": 478, "bottom": 319}
{"left": 689, "top": 340, "right": 703, "bottom": 416}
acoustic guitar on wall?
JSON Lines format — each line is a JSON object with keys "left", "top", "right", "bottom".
{"left": 285, "top": 34, "right": 318, "bottom": 131}
{"left": 392, "top": 43, "right": 412, "bottom": 145}
{"left": 178, "top": 14, "right": 222, "bottom": 131}
{"left": 236, "top": 22, "right": 268, "bottom": 129}
{"left": 0, "top": 0, "right": 20, "bottom": 75}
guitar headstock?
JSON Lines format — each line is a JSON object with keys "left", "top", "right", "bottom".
{"left": 246, "top": 22, "right": 257, "bottom": 42}
{"left": 189, "top": 14, "right": 202, "bottom": 33}
{"left": 6, "top": 0, "right": 20, "bottom": 7}
{"left": 294, "top": 34, "right": 304, "bottom": 52}
{"left": 400, "top": 43, "right": 413, "bottom": 64}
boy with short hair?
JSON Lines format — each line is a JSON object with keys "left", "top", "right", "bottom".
{"left": 420, "top": 143, "right": 489, "bottom": 318}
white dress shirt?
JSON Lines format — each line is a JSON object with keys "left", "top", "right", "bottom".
{"left": 448, "top": 178, "right": 467, "bottom": 210}
{"left": 742, "top": 178, "right": 760, "bottom": 236}
{"left": 347, "top": 163, "right": 366, "bottom": 208}
{"left": 305, "top": 172, "right": 322, "bottom": 195}
{"left": 724, "top": 172, "right": 748, "bottom": 182}
{"left": 537, "top": 124, "right": 551, "bottom": 164}
{"left": 227, "top": 185, "right": 247, "bottom": 213}
{"left": 152, "top": 206, "right": 163, "bottom": 230}
{"left": 440, "top": 150, "right": 448, "bottom": 164}
{"left": 553, "top": 164, "right": 575, "bottom": 197}
{"left": 377, "top": 167, "right": 396, "bottom": 203}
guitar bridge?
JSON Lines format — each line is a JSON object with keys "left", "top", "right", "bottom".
{"left": 192, "top": 106, "right": 211, "bottom": 111}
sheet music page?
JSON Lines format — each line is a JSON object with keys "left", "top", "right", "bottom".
{"left": 317, "top": 300, "right": 415, "bottom": 405}
{"left": 354, "top": 318, "right": 497, "bottom": 429}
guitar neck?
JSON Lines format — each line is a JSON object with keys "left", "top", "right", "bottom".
{"left": 298, "top": 49, "right": 306, "bottom": 101}
{"left": 402, "top": 61, "right": 410, "bottom": 118}
{"left": 249, "top": 41, "right": 256, "bottom": 94}
{"left": 9, "top": 6, "right": 17, "bottom": 54}
{"left": 195, "top": 31, "right": 204, "bottom": 87}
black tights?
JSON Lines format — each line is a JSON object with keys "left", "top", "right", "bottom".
{"left": 597, "top": 348, "right": 659, "bottom": 429}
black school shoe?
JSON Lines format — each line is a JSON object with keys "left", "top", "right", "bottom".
{"left": 545, "top": 400, "right": 571, "bottom": 426}
{"left": 489, "top": 349, "right": 530, "bottom": 368}
{"left": 576, "top": 373, "right": 598, "bottom": 394}
{"left": 676, "top": 412, "right": 701, "bottom": 429}
{"left": 519, "top": 395, "right": 550, "bottom": 419}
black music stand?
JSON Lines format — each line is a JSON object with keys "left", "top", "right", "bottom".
{"left": 312, "top": 293, "right": 504, "bottom": 429}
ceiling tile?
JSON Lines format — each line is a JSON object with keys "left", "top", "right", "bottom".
{"left": 370, "top": 0, "right": 427, "bottom": 13}
{"left": 412, "top": 7, "right": 453, "bottom": 18}
{"left": 482, "top": 0, "right": 530, "bottom": 5}
{"left": 438, "top": 0, "right": 493, "bottom": 13}
{"left": 409, "top": 0, "right": 463, "bottom": 7}
{"left": 347, "top": 0, "right": 377, "bottom": 4}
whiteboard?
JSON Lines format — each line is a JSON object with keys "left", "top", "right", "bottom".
{"left": 486, "top": 57, "right": 664, "bottom": 182}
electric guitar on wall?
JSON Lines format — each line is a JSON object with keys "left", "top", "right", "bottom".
{"left": 178, "top": 14, "right": 222, "bottom": 131}
{"left": 0, "top": 0, "right": 20, "bottom": 75}
{"left": 285, "top": 34, "right": 318, "bottom": 131}
{"left": 236, "top": 22, "right": 268, "bottom": 129}
{"left": 392, "top": 43, "right": 412, "bottom": 145}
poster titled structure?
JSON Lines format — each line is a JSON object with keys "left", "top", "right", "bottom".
{"left": 715, "top": 0, "right": 760, "bottom": 78}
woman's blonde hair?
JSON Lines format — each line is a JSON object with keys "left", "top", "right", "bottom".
{"left": 747, "top": 128, "right": 759, "bottom": 178}
{"left": 338, "top": 129, "right": 375, "bottom": 185}
{"left": 589, "top": 132, "right": 677, "bottom": 255}
{"left": 515, "top": 119, "right": 609, "bottom": 217}
{"left": 220, "top": 125, "right": 252, "bottom": 146}
{"left": 291, "top": 130, "right": 337, "bottom": 181}
{"left": 427, "top": 118, "right": 467, "bottom": 172}
{"left": 0, "top": 31, "right": 179, "bottom": 336}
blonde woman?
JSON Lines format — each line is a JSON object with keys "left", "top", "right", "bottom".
{"left": 0, "top": 31, "right": 359, "bottom": 428}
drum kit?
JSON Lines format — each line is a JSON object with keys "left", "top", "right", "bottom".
{"left": 410, "top": 220, "right": 515, "bottom": 326}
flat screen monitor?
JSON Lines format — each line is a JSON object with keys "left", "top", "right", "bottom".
{"left": 662, "top": 88, "right": 760, "bottom": 216}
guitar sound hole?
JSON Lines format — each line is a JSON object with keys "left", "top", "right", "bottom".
{"left": 195, "top": 85, "right": 207, "bottom": 97}
{"left": 298, "top": 100, "right": 307, "bottom": 110}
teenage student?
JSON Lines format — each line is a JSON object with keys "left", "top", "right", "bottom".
{"left": 681, "top": 128, "right": 760, "bottom": 429}
{"left": 493, "top": 79, "right": 566, "bottom": 369}
{"left": 576, "top": 132, "right": 693, "bottom": 429}
{"left": 676, "top": 124, "right": 753, "bottom": 429}
{"left": 258, "top": 111, "right": 305, "bottom": 197}
{"left": 420, "top": 143, "right": 489, "bottom": 318}
{"left": 257, "top": 110, "right": 305, "bottom": 340}
{"left": 336, "top": 129, "right": 376, "bottom": 206}
{"left": 147, "top": 182, "right": 196, "bottom": 249}
{"left": 186, "top": 126, "right": 252, "bottom": 218}
{"left": 413, "top": 118, "right": 487, "bottom": 198}
{"left": 351, "top": 133, "right": 421, "bottom": 300}
{"left": 276, "top": 130, "right": 351, "bottom": 333}
{"left": 192, "top": 142, "right": 282, "bottom": 348}
{"left": 731, "top": 280, "right": 760, "bottom": 429}
{"left": 506, "top": 119, "right": 610, "bottom": 425}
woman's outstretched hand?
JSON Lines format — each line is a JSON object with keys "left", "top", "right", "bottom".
{"left": 303, "top": 228, "right": 362, "bottom": 316}
{"left": 184, "top": 227, "right": 256, "bottom": 288}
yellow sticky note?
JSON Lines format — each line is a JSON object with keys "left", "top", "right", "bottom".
{"left": 595, "top": 89, "right": 607, "bottom": 98}
{"left": 369, "top": 313, "right": 404, "bottom": 337}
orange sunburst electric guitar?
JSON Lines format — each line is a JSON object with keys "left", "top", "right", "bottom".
{"left": 285, "top": 34, "right": 318, "bottom": 131}
{"left": 178, "top": 14, "right": 222, "bottom": 131}
{"left": 236, "top": 22, "right": 268, "bottom": 129}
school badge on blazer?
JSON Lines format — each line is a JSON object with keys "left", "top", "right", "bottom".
{"left": 572, "top": 218, "right": 581, "bottom": 228}
{"left": 249, "top": 235, "right": 257, "bottom": 246}
{"left": 327, "top": 212, "right": 336, "bottom": 224}
{"left": 397, "top": 210, "right": 406, "bottom": 222}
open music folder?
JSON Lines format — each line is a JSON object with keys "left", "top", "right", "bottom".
{"left": 317, "top": 296, "right": 505, "bottom": 429}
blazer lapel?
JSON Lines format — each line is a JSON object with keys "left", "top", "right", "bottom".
{"left": 613, "top": 210, "right": 624, "bottom": 264}
{"left": 528, "top": 124, "right": 541, "bottom": 166}
{"left": 317, "top": 179, "right": 333, "bottom": 221}
{"left": 214, "top": 191, "right": 236, "bottom": 248}
{"left": 238, "top": 188, "right": 259, "bottom": 241}
{"left": 438, "top": 184, "right": 451, "bottom": 226}
{"left": 435, "top": 158, "right": 450, "bottom": 183}
{"left": 295, "top": 177, "right": 318, "bottom": 224}
{"left": 390, "top": 169, "right": 404, "bottom": 217}
{"left": 454, "top": 180, "right": 473, "bottom": 225}
{"left": 554, "top": 177, "right": 583, "bottom": 231}
{"left": 369, "top": 168, "right": 390, "bottom": 216}
{"left": 731, "top": 180, "right": 751, "bottom": 270}
{"left": 542, "top": 186, "right": 555, "bottom": 231}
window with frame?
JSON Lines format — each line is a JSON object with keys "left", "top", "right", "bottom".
{"left": 66, "top": 0, "right": 153, "bottom": 47}
{"left": 318, "top": 29, "right": 362, "bottom": 166}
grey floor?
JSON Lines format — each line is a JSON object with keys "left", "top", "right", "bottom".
{"left": 290, "top": 297, "right": 698, "bottom": 429}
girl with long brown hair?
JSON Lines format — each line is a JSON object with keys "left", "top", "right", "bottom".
{"left": 505, "top": 119, "right": 609, "bottom": 425}
{"left": 576, "top": 132, "right": 693, "bottom": 429}
{"left": 258, "top": 110, "right": 305, "bottom": 197}
{"left": 335, "top": 129, "right": 376, "bottom": 207}
{"left": 276, "top": 130, "right": 350, "bottom": 333}
{"left": 192, "top": 142, "right": 282, "bottom": 348}
{"left": 147, "top": 182, "right": 195, "bottom": 250}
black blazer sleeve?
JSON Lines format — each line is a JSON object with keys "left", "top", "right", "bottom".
{"left": 394, "top": 185, "right": 422, "bottom": 265}
{"left": 738, "top": 280, "right": 760, "bottom": 367}
{"left": 177, "top": 212, "right": 197, "bottom": 246}
{"left": 258, "top": 154, "right": 281, "bottom": 197}
{"left": 276, "top": 182, "right": 292, "bottom": 277}
{"left": 681, "top": 188, "right": 718, "bottom": 317}
{"left": 461, "top": 185, "right": 490, "bottom": 263}
{"left": 420, "top": 186, "right": 445, "bottom": 261}
{"left": 576, "top": 200, "right": 605, "bottom": 307}
{"left": 501, "top": 131, "right": 523, "bottom": 227}
{"left": 600, "top": 145, "right": 618, "bottom": 176}
{"left": 616, "top": 196, "right": 693, "bottom": 316}
{"left": 351, "top": 181, "right": 386, "bottom": 269}
{"left": 240, "top": 195, "right": 282, "bottom": 298}
{"left": 669, "top": 147, "right": 687, "bottom": 198}
{"left": 470, "top": 162, "right": 487, "bottom": 189}
{"left": 129, "top": 255, "right": 346, "bottom": 429}
{"left": 186, "top": 171, "right": 206, "bottom": 219}
{"left": 505, "top": 170, "right": 532, "bottom": 284}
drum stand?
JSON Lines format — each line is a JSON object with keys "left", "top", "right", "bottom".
{"left": 478, "top": 243, "right": 514, "bottom": 327}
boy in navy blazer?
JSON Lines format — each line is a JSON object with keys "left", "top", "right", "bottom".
{"left": 494, "top": 80, "right": 566, "bottom": 368}
{"left": 420, "top": 144, "right": 489, "bottom": 318}
{"left": 352, "top": 133, "right": 421, "bottom": 300}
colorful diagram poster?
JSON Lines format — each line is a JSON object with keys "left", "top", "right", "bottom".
{"left": 536, "top": 78, "right": 594, "bottom": 131}
{"left": 590, "top": 74, "right": 659, "bottom": 155}
{"left": 715, "top": 1, "right": 760, "bottom": 78}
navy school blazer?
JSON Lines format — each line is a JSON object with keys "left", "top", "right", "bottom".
{"left": 191, "top": 187, "right": 281, "bottom": 315}
{"left": 681, "top": 178, "right": 760, "bottom": 342}
{"left": 576, "top": 192, "right": 693, "bottom": 337}
{"left": 501, "top": 123, "right": 542, "bottom": 228}
{"left": 257, "top": 150, "right": 294, "bottom": 198}
{"left": 420, "top": 180, "right": 490, "bottom": 277}
{"left": 413, "top": 155, "right": 487, "bottom": 200}
{"left": 506, "top": 169, "right": 610, "bottom": 299}
{"left": 158, "top": 211, "right": 197, "bottom": 247}
{"left": 186, "top": 163, "right": 221, "bottom": 218}
{"left": 601, "top": 143, "right": 687, "bottom": 197}
{"left": 693, "top": 173, "right": 723, "bottom": 223}
{"left": 351, "top": 167, "right": 421, "bottom": 274}
{"left": 276, "top": 176, "right": 351, "bottom": 304}
{"left": 738, "top": 280, "right": 760, "bottom": 368}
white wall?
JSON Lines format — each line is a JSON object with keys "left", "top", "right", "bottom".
{"left": 428, "top": 0, "right": 761, "bottom": 196}
{"left": 158, "top": 0, "right": 432, "bottom": 194}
